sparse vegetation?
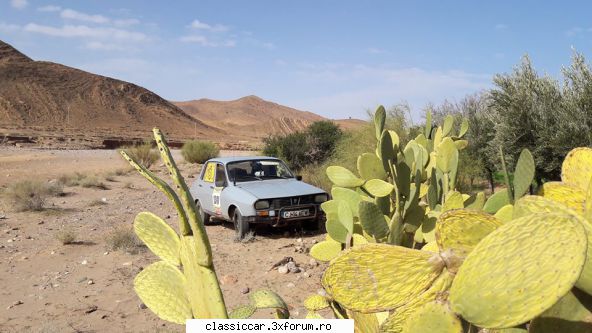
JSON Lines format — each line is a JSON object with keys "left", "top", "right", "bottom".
{"left": 79, "top": 175, "right": 109, "bottom": 190}
{"left": 181, "top": 140, "right": 219, "bottom": 164}
{"left": 234, "top": 230, "right": 256, "bottom": 243}
{"left": 88, "top": 198, "right": 108, "bottom": 206}
{"left": 55, "top": 228, "right": 78, "bottom": 245}
{"left": 4, "top": 180, "right": 62, "bottom": 211}
{"left": 121, "top": 142, "right": 159, "bottom": 169}
{"left": 105, "top": 227, "right": 144, "bottom": 254}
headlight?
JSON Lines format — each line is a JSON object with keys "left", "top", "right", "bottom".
{"left": 255, "top": 200, "right": 270, "bottom": 210}
{"left": 314, "top": 194, "right": 329, "bottom": 203}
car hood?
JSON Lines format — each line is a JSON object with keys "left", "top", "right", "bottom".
{"left": 234, "top": 179, "right": 325, "bottom": 199}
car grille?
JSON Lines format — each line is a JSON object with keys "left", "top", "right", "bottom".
{"left": 270, "top": 195, "right": 315, "bottom": 209}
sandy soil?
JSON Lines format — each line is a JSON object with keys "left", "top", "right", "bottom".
{"left": 0, "top": 148, "right": 327, "bottom": 332}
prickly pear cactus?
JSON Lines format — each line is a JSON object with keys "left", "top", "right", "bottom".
{"left": 401, "top": 301, "right": 462, "bottom": 333}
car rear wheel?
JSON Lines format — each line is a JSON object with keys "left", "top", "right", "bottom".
{"left": 196, "top": 200, "right": 211, "bottom": 225}
{"left": 233, "top": 210, "right": 250, "bottom": 240}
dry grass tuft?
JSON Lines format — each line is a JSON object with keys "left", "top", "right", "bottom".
{"left": 4, "top": 180, "right": 63, "bottom": 211}
{"left": 105, "top": 227, "right": 144, "bottom": 254}
{"left": 55, "top": 228, "right": 78, "bottom": 245}
{"left": 121, "top": 142, "right": 159, "bottom": 169}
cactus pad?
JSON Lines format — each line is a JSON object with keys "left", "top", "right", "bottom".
{"left": 402, "top": 301, "right": 462, "bottom": 333}
{"left": 513, "top": 149, "right": 535, "bottom": 200}
{"left": 359, "top": 201, "right": 389, "bottom": 240}
{"left": 493, "top": 204, "right": 514, "bottom": 223}
{"left": 348, "top": 310, "right": 380, "bottom": 333}
{"left": 304, "top": 295, "right": 330, "bottom": 311}
{"left": 449, "top": 213, "right": 588, "bottom": 328}
{"left": 133, "top": 212, "right": 180, "bottom": 265}
{"left": 529, "top": 288, "right": 592, "bottom": 333}
{"left": 561, "top": 147, "right": 592, "bottom": 192}
{"left": 305, "top": 311, "right": 324, "bottom": 319}
{"left": 133, "top": 261, "right": 192, "bottom": 324}
{"left": 322, "top": 244, "right": 443, "bottom": 312}
{"left": 327, "top": 166, "right": 364, "bottom": 187}
{"left": 331, "top": 187, "right": 362, "bottom": 217}
{"left": 249, "top": 289, "right": 289, "bottom": 318}
{"left": 435, "top": 209, "right": 502, "bottom": 258}
{"left": 483, "top": 189, "right": 511, "bottom": 214}
{"left": 310, "top": 239, "right": 342, "bottom": 262}
{"left": 364, "top": 179, "right": 394, "bottom": 197}
{"left": 421, "top": 241, "right": 439, "bottom": 253}
{"left": 538, "top": 182, "right": 586, "bottom": 215}
{"left": 229, "top": 304, "right": 256, "bottom": 319}
{"left": 358, "top": 153, "right": 388, "bottom": 180}
{"left": 443, "top": 191, "right": 464, "bottom": 212}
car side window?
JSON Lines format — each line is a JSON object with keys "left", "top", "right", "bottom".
{"left": 215, "top": 164, "right": 227, "bottom": 187}
{"left": 202, "top": 162, "right": 216, "bottom": 183}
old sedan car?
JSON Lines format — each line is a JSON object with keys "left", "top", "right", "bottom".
{"left": 190, "top": 156, "right": 329, "bottom": 239}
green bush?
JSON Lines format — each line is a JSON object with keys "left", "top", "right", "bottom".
{"left": 122, "top": 142, "right": 159, "bottom": 169}
{"left": 4, "top": 180, "right": 62, "bottom": 211}
{"left": 181, "top": 140, "right": 219, "bottom": 164}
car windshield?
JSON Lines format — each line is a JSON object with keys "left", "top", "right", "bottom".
{"left": 227, "top": 159, "right": 294, "bottom": 182}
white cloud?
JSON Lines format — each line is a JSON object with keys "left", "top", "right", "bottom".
{"left": 566, "top": 27, "right": 585, "bottom": 37}
{"left": 0, "top": 22, "right": 20, "bottom": 33}
{"left": 113, "top": 18, "right": 140, "bottom": 27}
{"left": 60, "top": 9, "right": 110, "bottom": 24}
{"left": 10, "top": 0, "right": 28, "bottom": 9}
{"left": 179, "top": 35, "right": 235, "bottom": 47}
{"left": 37, "top": 5, "right": 61, "bottom": 12}
{"left": 24, "top": 23, "right": 149, "bottom": 42}
{"left": 85, "top": 41, "right": 127, "bottom": 51}
{"left": 189, "top": 19, "right": 229, "bottom": 32}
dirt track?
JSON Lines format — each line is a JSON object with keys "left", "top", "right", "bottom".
{"left": 0, "top": 148, "right": 327, "bottom": 332}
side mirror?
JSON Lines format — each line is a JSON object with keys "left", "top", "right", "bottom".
{"left": 296, "top": 175, "right": 303, "bottom": 181}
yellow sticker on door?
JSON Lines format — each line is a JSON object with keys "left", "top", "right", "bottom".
{"left": 203, "top": 162, "right": 216, "bottom": 183}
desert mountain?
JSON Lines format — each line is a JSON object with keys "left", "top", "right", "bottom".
{"left": 0, "top": 40, "right": 220, "bottom": 146}
{"left": 174, "top": 96, "right": 365, "bottom": 140}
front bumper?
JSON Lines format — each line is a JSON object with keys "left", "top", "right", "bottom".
{"left": 245, "top": 204, "right": 326, "bottom": 227}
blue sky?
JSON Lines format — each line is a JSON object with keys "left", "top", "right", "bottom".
{"left": 1, "top": 1, "right": 591, "bottom": 120}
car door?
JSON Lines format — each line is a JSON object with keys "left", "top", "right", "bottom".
{"left": 196, "top": 161, "right": 217, "bottom": 214}
{"left": 212, "top": 163, "right": 228, "bottom": 217}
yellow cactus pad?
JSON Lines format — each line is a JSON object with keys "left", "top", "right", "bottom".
{"left": 538, "top": 182, "right": 586, "bottom": 215}
{"left": 229, "top": 304, "right": 256, "bottom": 319}
{"left": 421, "top": 241, "right": 439, "bottom": 253}
{"left": 493, "top": 204, "right": 514, "bottom": 223}
{"left": 134, "top": 212, "right": 180, "bottom": 265}
{"left": 442, "top": 191, "right": 464, "bottom": 212}
{"left": 305, "top": 311, "right": 324, "bottom": 319}
{"left": 310, "top": 240, "right": 342, "bottom": 262}
{"left": 133, "top": 261, "right": 192, "bottom": 324}
{"left": 322, "top": 244, "right": 442, "bottom": 312}
{"left": 364, "top": 179, "right": 394, "bottom": 197}
{"left": 449, "top": 213, "right": 587, "bottom": 329}
{"left": 304, "top": 294, "right": 330, "bottom": 311}
{"left": 561, "top": 147, "right": 592, "bottom": 192}
{"left": 529, "top": 289, "right": 592, "bottom": 333}
{"left": 347, "top": 310, "right": 379, "bottom": 333}
{"left": 402, "top": 301, "right": 462, "bottom": 333}
{"left": 436, "top": 209, "right": 503, "bottom": 258}
{"left": 249, "top": 289, "right": 289, "bottom": 318}
{"left": 379, "top": 269, "right": 454, "bottom": 333}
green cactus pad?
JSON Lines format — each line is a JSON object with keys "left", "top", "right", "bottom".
{"left": 561, "top": 147, "right": 592, "bottom": 192}
{"left": 442, "top": 115, "right": 454, "bottom": 136}
{"left": 539, "top": 182, "right": 586, "bottom": 215}
{"left": 458, "top": 118, "right": 469, "bottom": 138}
{"left": 305, "top": 311, "right": 324, "bottom": 319}
{"left": 249, "top": 289, "right": 289, "bottom": 318}
{"left": 229, "top": 304, "right": 256, "bottom": 319}
{"left": 331, "top": 187, "right": 362, "bottom": 217}
{"left": 512, "top": 149, "right": 535, "bottom": 200}
{"left": 358, "top": 153, "right": 388, "bottom": 181}
{"left": 134, "top": 212, "right": 180, "bottom": 265}
{"left": 359, "top": 201, "right": 389, "bottom": 240}
{"left": 364, "top": 178, "right": 395, "bottom": 197}
{"left": 322, "top": 243, "right": 443, "bottom": 312}
{"left": 402, "top": 301, "right": 462, "bottom": 333}
{"left": 529, "top": 288, "right": 592, "bottom": 333}
{"left": 443, "top": 191, "right": 464, "bottom": 212}
{"left": 309, "top": 240, "right": 342, "bottom": 262}
{"left": 133, "top": 261, "right": 192, "bottom": 324}
{"left": 464, "top": 192, "right": 486, "bottom": 211}
{"left": 453, "top": 140, "right": 468, "bottom": 150}
{"left": 483, "top": 189, "right": 510, "bottom": 214}
{"left": 449, "top": 213, "right": 588, "bottom": 328}
{"left": 374, "top": 105, "right": 386, "bottom": 140}
{"left": 493, "top": 204, "right": 514, "bottom": 223}
{"left": 436, "top": 209, "right": 503, "bottom": 258}
{"left": 380, "top": 270, "right": 454, "bottom": 333}
{"left": 326, "top": 218, "right": 350, "bottom": 243}
{"left": 326, "top": 166, "right": 364, "bottom": 187}
{"left": 304, "top": 294, "right": 330, "bottom": 311}
{"left": 436, "top": 138, "right": 458, "bottom": 173}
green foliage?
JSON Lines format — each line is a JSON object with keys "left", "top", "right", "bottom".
{"left": 181, "top": 140, "right": 219, "bottom": 164}
{"left": 122, "top": 141, "right": 159, "bottom": 169}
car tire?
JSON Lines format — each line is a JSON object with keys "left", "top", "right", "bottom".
{"left": 233, "top": 210, "right": 250, "bottom": 240}
{"left": 303, "top": 218, "right": 322, "bottom": 231}
{"left": 196, "top": 200, "right": 211, "bottom": 225}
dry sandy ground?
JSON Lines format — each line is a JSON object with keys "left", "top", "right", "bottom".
{"left": 0, "top": 148, "right": 327, "bottom": 332}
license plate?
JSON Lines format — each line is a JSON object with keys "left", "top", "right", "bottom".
{"left": 283, "top": 209, "right": 310, "bottom": 218}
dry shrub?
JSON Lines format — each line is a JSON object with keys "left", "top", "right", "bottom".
{"left": 4, "top": 180, "right": 62, "bottom": 211}
{"left": 181, "top": 140, "right": 219, "bottom": 164}
{"left": 122, "top": 142, "right": 159, "bottom": 169}
{"left": 80, "top": 176, "right": 109, "bottom": 190}
{"left": 105, "top": 227, "right": 144, "bottom": 254}
{"left": 57, "top": 172, "right": 87, "bottom": 186}
{"left": 55, "top": 228, "right": 77, "bottom": 245}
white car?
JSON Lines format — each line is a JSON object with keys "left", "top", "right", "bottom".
{"left": 190, "top": 156, "right": 328, "bottom": 239}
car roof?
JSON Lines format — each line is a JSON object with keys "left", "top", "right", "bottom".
{"left": 207, "top": 156, "right": 282, "bottom": 165}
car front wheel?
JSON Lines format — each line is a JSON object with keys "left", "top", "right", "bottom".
{"left": 196, "top": 200, "right": 211, "bottom": 225}
{"left": 233, "top": 210, "right": 250, "bottom": 240}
